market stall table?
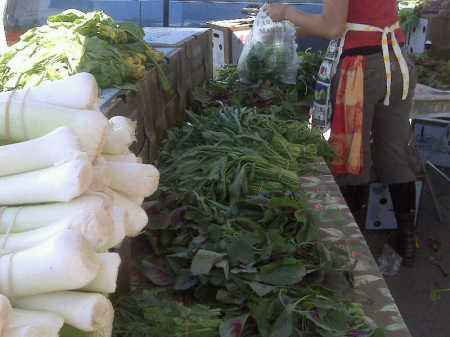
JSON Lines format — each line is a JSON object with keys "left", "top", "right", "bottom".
{"left": 96, "top": 26, "right": 411, "bottom": 335}
{"left": 300, "top": 160, "right": 412, "bottom": 337}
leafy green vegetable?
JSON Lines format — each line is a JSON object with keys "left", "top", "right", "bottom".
{"left": 238, "top": 41, "right": 294, "bottom": 84}
{"left": 191, "top": 64, "right": 307, "bottom": 122}
{"left": 128, "top": 186, "right": 378, "bottom": 336}
{"left": 297, "top": 49, "right": 324, "bottom": 105}
{"left": 113, "top": 291, "right": 222, "bottom": 337}
{"left": 157, "top": 105, "right": 335, "bottom": 205}
{"left": 0, "top": 9, "right": 166, "bottom": 91}
{"left": 429, "top": 288, "right": 450, "bottom": 302}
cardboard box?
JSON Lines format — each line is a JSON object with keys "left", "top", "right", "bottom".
{"left": 207, "top": 18, "right": 253, "bottom": 71}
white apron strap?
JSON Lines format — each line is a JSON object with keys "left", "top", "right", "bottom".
{"left": 344, "top": 22, "right": 409, "bottom": 106}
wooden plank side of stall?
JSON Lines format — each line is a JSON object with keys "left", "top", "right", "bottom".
{"left": 104, "top": 30, "right": 213, "bottom": 294}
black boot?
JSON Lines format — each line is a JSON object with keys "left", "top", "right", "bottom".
{"left": 397, "top": 212, "right": 416, "bottom": 267}
{"left": 389, "top": 182, "right": 417, "bottom": 267}
{"left": 340, "top": 184, "right": 369, "bottom": 227}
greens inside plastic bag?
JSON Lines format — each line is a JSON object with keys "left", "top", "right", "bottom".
{"left": 237, "top": 4, "right": 299, "bottom": 85}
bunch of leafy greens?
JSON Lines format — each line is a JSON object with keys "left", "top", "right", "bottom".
{"left": 191, "top": 65, "right": 307, "bottom": 122}
{"left": 238, "top": 41, "right": 295, "bottom": 84}
{"left": 190, "top": 53, "right": 323, "bottom": 123}
{"left": 124, "top": 189, "right": 380, "bottom": 337}
{"left": 297, "top": 49, "right": 324, "bottom": 104}
{"left": 157, "top": 105, "right": 335, "bottom": 205}
{"left": 113, "top": 291, "right": 222, "bottom": 337}
{"left": 0, "top": 9, "right": 169, "bottom": 91}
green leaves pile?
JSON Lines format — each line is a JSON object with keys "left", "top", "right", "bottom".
{"left": 190, "top": 51, "right": 323, "bottom": 122}
{"left": 0, "top": 9, "right": 168, "bottom": 91}
{"left": 114, "top": 291, "right": 222, "bottom": 337}
{"left": 191, "top": 65, "right": 306, "bottom": 121}
{"left": 297, "top": 50, "right": 324, "bottom": 104}
{"left": 138, "top": 190, "right": 379, "bottom": 337}
{"left": 158, "top": 105, "right": 335, "bottom": 204}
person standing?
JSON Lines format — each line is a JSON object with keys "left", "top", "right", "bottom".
{"left": 264, "top": 0, "right": 419, "bottom": 266}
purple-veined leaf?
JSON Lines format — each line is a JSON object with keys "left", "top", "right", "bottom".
{"left": 141, "top": 260, "right": 174, "bottom": 286}
{"left": 171, "top": 207, "right": 187, "bottom": 229}
{"left": 190, "top": 249, "right": 227, "bottom": 275}
{"left": 310, "top": 310, "right": 320, "bottom": 320}
{"left": 219, "top": 314, "right": 249, "bottom": 337}
{"left": 174, "top": 270, "right": 199, "bottom": 290}
{"left": 148, "top": 212, "right": 172, "bottom": 230}
{"left": 270, "top": 308, "right": 292, "bottom": 337}
{"left": 274, "top": 294, "right": 293, "bottom": 314}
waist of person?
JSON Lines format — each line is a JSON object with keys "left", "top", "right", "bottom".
{"left": 341, "top": 42, "right": 405, "bottom": 58}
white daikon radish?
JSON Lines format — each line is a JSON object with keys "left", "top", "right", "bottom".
{"left": 109, "top": 162, "right": 159, "bottom": 198}
{"left": 0, "top": 126, "right": 84, "bottom": 177}
{"left": 102, "top": 299, "right": 115, "bottom": 337}
{"left": 0, "top": 158, "right": 92, "bottom": 205}
{"left": 0, "top": 229, "right": 99, "bottom": 297}
{"left": 9, "top": 309, "right": 64, "bottom": 336}
{"left": 102, "top": 116, "right": 136, "bottom": 154}
{"left": 0, "top": 73, "right": 99, "bottom": 110}
{"left": 15, "top": 291, "right": 113, "bottom": 332}
{"left": 90, "top": 156, "right": 112, "bottom": 192}
{"left": 2, "top": 326, "right": 50, "bottom": 337}
{"left": 0, "top": 194, "right": 111, "bottom": 234}
{"left": 103, "top": 205, "right": 127, "bottom": 250}
{"left": 0, "top": 294, "right": 13, "bottom": 334}
{"left": 128, "top": 195, "right": 145, "bottom": 205}
{"left": 103, "top": 152, "right": 142, "bottom": 163}
{"left": 111, "top": 190, "right": 148, "bottom": 237}
{"left": 0, "top": 99, "right": 108, "bottom": 161}
{"left": 0, "top": 212, "right": 111, "bottom": 254}
{"left": 82, "top": 253, "right": 121, "bottom": 293}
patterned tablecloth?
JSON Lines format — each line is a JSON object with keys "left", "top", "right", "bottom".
{"left": 300, "top": 160, "right": 412, "bottom": 337}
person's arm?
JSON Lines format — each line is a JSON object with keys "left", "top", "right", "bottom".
{"left": 265, "top": 0, "right": 349, "bottom": 40}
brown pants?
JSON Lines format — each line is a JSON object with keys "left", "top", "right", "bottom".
{"left": 331, "top": 47, "right": 420, "bottom": 186}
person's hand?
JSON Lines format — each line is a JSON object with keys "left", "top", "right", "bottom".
{"left": 264, "top": 3, "right": 288, "bottom": 22}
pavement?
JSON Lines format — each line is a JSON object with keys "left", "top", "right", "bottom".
{"left": 362, "top": 167, "right": 450, "bottom": 337}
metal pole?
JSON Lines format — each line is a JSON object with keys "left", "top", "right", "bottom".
{"left": 163, "top": 0, "right": 169, "bottom": 27}
{"left": 138, "top": 0, "right": 142, "bottom": 27}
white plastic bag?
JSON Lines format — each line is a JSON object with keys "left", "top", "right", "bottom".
{"left": 237, "top": 3, "right": 299, "bottom": 84}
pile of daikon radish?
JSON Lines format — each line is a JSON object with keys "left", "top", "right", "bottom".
{"left": 0, "top": 73, "right": 159, "bottom": 337}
